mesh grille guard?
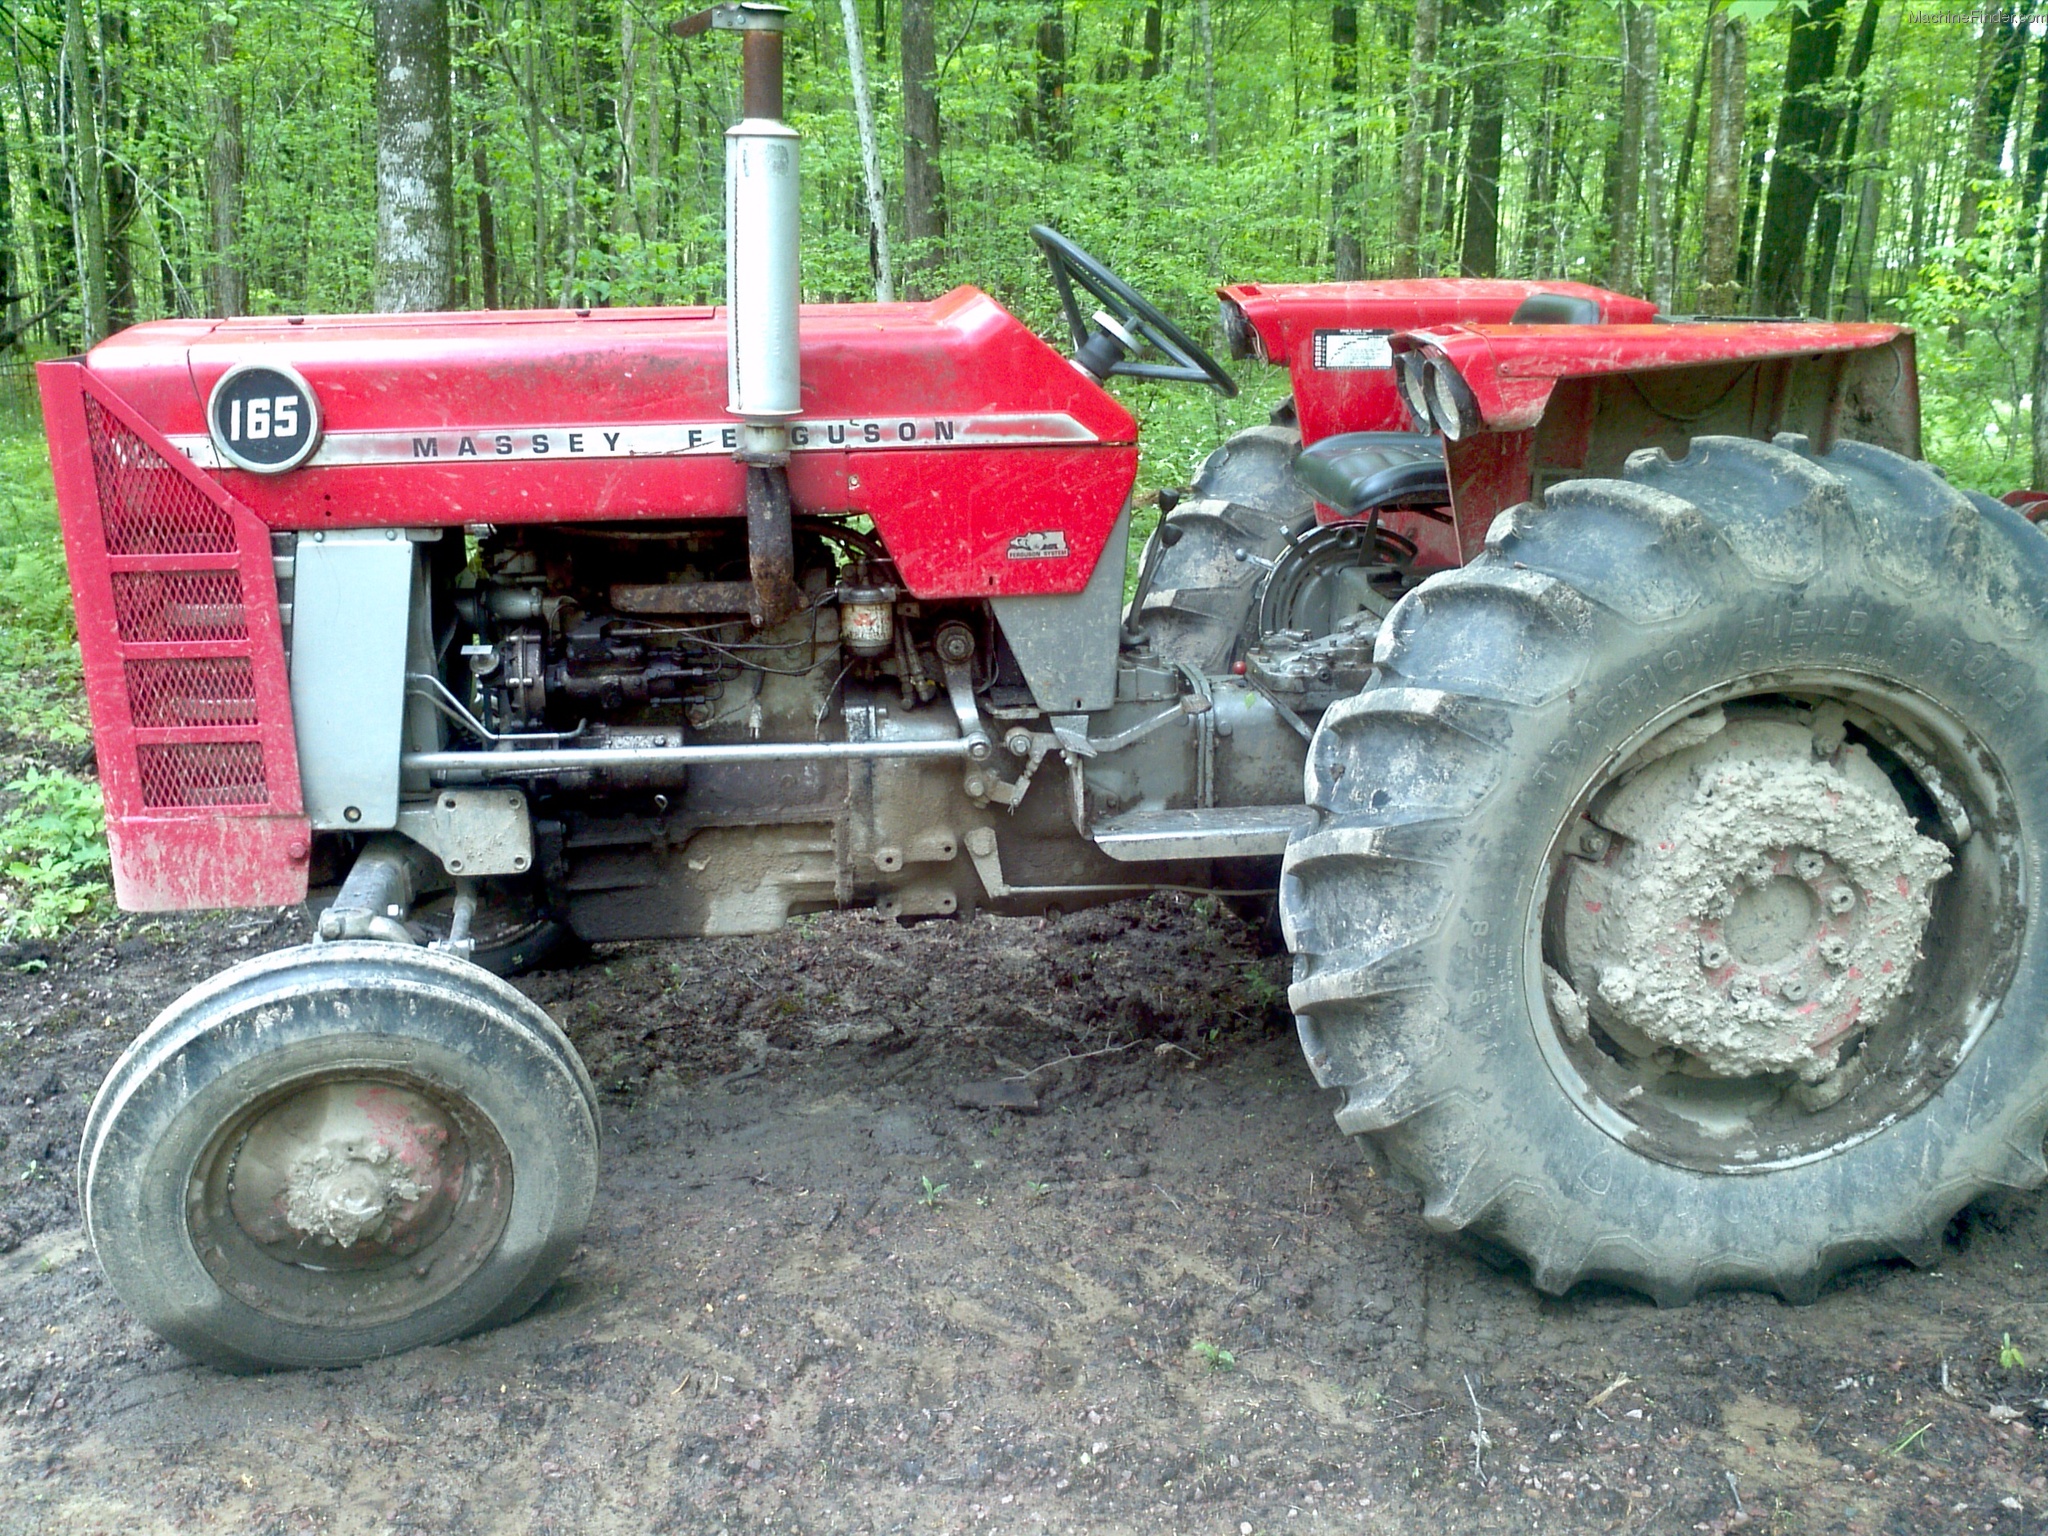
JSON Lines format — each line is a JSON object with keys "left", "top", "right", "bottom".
{"left": 37, "top": 360, "right": 309, "bottom": 910}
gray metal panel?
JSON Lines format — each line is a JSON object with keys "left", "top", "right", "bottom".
{"left": 1090, "top": 804, "right": 1317, "bottom": 862}
{"left": 989, "top": 505, "right": 1128, "bottom": 713}
{"left": 289, "top": 530, "right": 416, "bottom": 830}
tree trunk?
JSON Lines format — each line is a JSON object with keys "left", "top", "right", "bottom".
{"left": 1140, "top": 4, "right": 1164, "bottom": 79}
{"left": 1459, "top": 0, "right": 1504, "bottom": 277}
{"left": 1753, "top": 0, "right": 1846, "bottom": 315}
{"left": 1198, "top": 0, "right": 1219, "bottom": 163}
{"left": 458, "top": 0, "right": 498, "bottom": 308}
{"left": 1641, "top": 5, "right": 1672, "bottom": 307}
{"left": 2023, "top": 25, "right": 2048, "bottom": 233}
{"left": 1699, "top": 11, "right": 1748, "bottom": 315}
{"left": 1519, "top": 0, "right": 1569, "bottom": 275}
{"left": 0, "top": 107, "right": 16, "bottom": 336}
{"left": 1954, "top": 4, "right": 2030, "bottom": 258}
{"left": 63, "top": 0, "right": 107, "bottom": 346}
{"left": 1393, "top": 0, "right": 1439, "bottom": 277}
{"left": 840, "top": 0, "right": 895, "bottom": 300}
{"left": 1032, "top": 5, "right": 1068, "bottom": 152}
{"left": 1736, "top": 101, "right": 1768, "bottom": 296}
{"left": 618, "top": 0, "right": 642, "bottom": 241}
{"left": 204, "top": 22, "right": 245, "bottom": 318}
{"left": 1806, "top": 0, "right": 1882, "bottom": 316}
{"left": 1331, "top": 1, "right": 1362, "bottom": 278}
{"left": 2033, "top": 200, "right": 2048, "bottom": 487}
{"left": 99, "top": 6, "right": 135, "bottom": 330}
{"left": 1608, "top": 1, "right": 1644, "bottom": 294}
{"left": 1425, "top": 80, "right": 1453, "bottom": 249}
{"left": 1842, "top": 92, "right": 1890, "bottom": 320}
{"left": 1668, "top": 5, "right": 1713, "bottom": 266}
{"left": 900, "top": 0, "right": 947, "bottom": 293}
{"left": 375, "top": 0, "right": 454, "bottom": 313}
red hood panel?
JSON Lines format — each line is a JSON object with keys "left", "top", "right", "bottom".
{"left": 75, "top": 288, "right": 1139, "bottom": 599}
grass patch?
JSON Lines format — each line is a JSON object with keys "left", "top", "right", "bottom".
{"left": 0, "top": 397, "right": 106, "bottom": 940}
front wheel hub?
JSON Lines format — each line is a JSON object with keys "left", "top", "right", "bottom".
{"left": 1558, "top": 713, "right": 1950, "bottom": 1082}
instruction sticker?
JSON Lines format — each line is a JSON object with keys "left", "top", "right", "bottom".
{"left": 1312, "top": 329, "right": 1395, "bottom": 371}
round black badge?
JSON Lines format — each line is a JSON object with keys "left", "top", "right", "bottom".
{"left": 206, "top": 362, "right": 322, "bottom": 473}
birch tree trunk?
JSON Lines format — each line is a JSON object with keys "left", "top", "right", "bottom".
{"left": 1698, "top": 11, "right": 1748, "bottom": 314}
{"left": 900, "top": 0, "right": 948, "bottom": 293}
{"left": 63, "top": 0, "right": 107, "bottom": 345}
{"left": 374, "top": 0, "right": 454, "bottom": 312}
{"left": 839, "top": 0, "right": 895, "bottom": 300}
{"left": 1641, "top": 5, "right": 1672, "bottom": 308}
{"left": 1393, "top": 0, "right": 1439, "bottom": 277}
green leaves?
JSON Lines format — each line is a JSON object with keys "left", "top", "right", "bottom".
{"left": 0, "top": 766, "right": 110, "bottom": 939}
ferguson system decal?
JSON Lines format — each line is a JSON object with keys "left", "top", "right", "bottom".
{"left": 169, "top": 410, "right": 1101, "bottom": 471}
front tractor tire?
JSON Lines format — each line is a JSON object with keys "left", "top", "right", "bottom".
{"left": 1281, "top": 434, "right": 2048, "bottom": 1303}
{"left": 79, "top": 943, "right": 599, "bottom": 1370}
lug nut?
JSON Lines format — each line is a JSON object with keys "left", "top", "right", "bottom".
{"left": 1746, "top": 862, "right": 1775, "bottom": 887}
{"left": 1578, "top": 827, "right": 1611, "bottom": 859}
{"left": 1780, "top": 977, "right": 1809, "bottom": 1002}
{"left": 1794, "top": 851, "right": 1826, "bottom": 881}
{"left": 1699, "top": 941, "right": 1731, "bottom": 970}
{"left": 1826, "top": 885, "right": 1858, "bottom": 914}
{"left": 1819, "top": 937, "right": 1850, "bottom": 968}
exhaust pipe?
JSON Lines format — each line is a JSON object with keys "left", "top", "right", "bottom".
{"left": 678, "top": 2, "right": 804, "bottom": 625}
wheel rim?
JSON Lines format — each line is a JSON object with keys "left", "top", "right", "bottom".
{"left": 186, "top": 1066, "right": 514, "bottom": 1329}
{"left": 1527, "top": 672, "right": 2024, "bottom": 1174}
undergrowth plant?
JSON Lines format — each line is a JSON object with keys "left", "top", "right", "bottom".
{"left": 0, "top": 410, "right": 107, "bottom": 938}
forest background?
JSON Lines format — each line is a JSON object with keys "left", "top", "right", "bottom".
{"left": 1, "top": 0, "right": 2046, "bottom": 490}
{"left": 0, "top": 0, "right": 2042, "bottom": 934}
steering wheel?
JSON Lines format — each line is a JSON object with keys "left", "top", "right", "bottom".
{"left": 1030, "top": 225, "right": 1238, "bottom": 397}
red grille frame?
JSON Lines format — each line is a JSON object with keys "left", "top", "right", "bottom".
{"left": 39, "top": 360, "right": 308, "bottom": 909}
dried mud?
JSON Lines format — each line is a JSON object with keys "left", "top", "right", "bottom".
{"left": 0, "top": 898, "right": 2043, "bottom": 1536}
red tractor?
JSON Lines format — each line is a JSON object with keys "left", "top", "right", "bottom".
{"left": 42, "top": 6, "right": 2048, "bottom": 1368}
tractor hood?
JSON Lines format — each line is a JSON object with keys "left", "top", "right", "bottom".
{"left": 61, "top": 286, "right": 1141, "bottom": 599}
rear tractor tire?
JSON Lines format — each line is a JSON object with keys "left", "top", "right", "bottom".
{"left": 1281, "top": 434, "right": 2048, "bottom": 1302}
{"left": 79, "top": 942, "right": 599, "bottom": 1369}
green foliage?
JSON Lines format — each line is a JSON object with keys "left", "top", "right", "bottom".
{"left": 1999, "top": 1333, "right": 2028, "bottom": 1371}
{"left": 918, "top": 1174, "right": 949, "bottom": 1207}
{"left": 0, "top": 412, "right": 105, "bottom": 937}
{"left": 1190, "top": 1338, "right": 1236, "bottom": 1373}
{"left": 0, "top": 766, "right": 110, "bottom": 939}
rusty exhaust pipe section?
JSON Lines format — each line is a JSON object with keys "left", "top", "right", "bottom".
{"left": 676, "top": 3, "right": 804, "bottom": 627}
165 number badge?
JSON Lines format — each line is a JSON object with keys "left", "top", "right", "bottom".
{"left": 206, "top": 362, "right": 322, "bottom": 473}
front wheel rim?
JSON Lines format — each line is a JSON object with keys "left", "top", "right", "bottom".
{"left": 186, "top": 1065, "right": 515, "bottom": 1330}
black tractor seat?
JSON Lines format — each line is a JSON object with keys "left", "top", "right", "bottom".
{"left": 1293, "top": 431, "right": 1450, "bottom": 517}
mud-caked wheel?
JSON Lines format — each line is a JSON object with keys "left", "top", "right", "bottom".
{"left": 79, "top": 942, "right": 599, "bottom": 1369}
{"left": 1281, "top": 434, "right": 2048, "bottom": 1301}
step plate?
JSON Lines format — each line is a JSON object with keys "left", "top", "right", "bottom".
{"left": 1090, "top": 805, "right": 1318, "bottom": 863}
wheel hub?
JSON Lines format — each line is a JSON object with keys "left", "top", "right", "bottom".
{"left": 1558, "top": 713, "right": 1951, "bottom": 1082}
{"left": 224, "top": 1080, "right": 467, "bottom": 1263}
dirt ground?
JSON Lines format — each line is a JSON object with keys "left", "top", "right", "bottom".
{"left": 0, "top": 897, "right": 2042, "bottom": 1536}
